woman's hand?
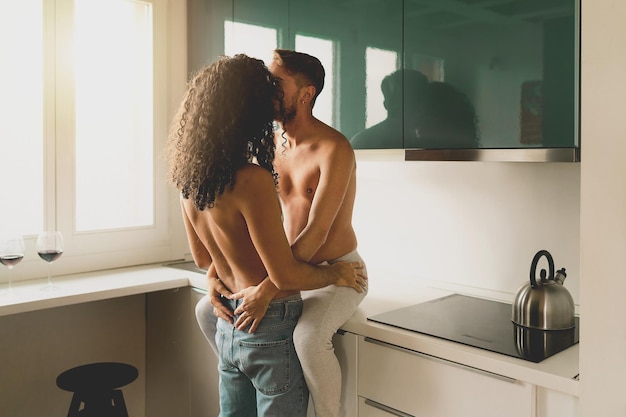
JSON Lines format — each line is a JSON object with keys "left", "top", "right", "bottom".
{"left": 230, "top": 279, "right": 277, "bottom": 333}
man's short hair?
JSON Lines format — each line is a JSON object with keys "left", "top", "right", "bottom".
{"left": 273, "top": 49, "right": 325, "bottom": 104}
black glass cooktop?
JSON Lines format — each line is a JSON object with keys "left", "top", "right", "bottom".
{"left": 367, "top": 294, "right": 579, "bottom": 363}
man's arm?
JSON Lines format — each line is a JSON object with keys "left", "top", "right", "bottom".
{"left": 206, "top": 263, "right": 236, "bottom": 323}
{"left": 290, "top": 139, "right": 355, "bottom": 261}
{"left": 241, "top": 166, "right": 363, "bottom": 291}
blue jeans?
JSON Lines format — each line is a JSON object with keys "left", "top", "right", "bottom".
{"left": 216, "top": 294, "right": 308, "bottom": 417}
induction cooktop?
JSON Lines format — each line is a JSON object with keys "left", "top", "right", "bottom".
{"left": 367, "top": 294, "right": 579, "bottom": 363}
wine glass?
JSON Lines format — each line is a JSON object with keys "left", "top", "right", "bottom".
{"left": 37, "top": 231, "right": 64, "bottom": 291}
{"left": 0, "top": 236, "right": 25, "bottom": 296}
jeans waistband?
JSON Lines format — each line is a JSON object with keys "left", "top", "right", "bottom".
{"left": 222, "top": 293, "right": 303, "bottom": 321}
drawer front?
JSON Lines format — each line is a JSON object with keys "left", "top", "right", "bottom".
{"left": 358, "top": 337, "right": 533, "bottom": 417}
{"left": 536, "top": 387, "right": 578, "bottom": 417}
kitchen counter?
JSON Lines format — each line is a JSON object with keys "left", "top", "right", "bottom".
{"left": 0, "top": 263, "right": 579, "bottom": 396}
{"left": 0, "top": 264, "right": 193, "bottom": 317}
{"left": 341, "top": 273, "right": 580, "bottom": 397}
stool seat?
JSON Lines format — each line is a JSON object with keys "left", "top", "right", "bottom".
{"left": 57, "top": 362, "right": 138, "bottom": 393}
{"left": 57, "top": 362, "right": 138, "bottom": 417}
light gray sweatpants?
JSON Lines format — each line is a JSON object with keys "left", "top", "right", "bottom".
{"left": 294, "top": 250, "right": 367, "bottom": 417}
{"left": 194, "top": 250, "right": 367, "bottom": 417}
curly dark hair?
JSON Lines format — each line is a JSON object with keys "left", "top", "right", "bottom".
{"left": 167, "top": 54, "right": 280, "bottom": 210}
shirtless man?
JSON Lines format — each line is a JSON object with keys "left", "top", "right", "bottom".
{"left": 168, "top": 54, "right": 366, "bottom": 416}
{"left": 198, "top": 49, "right": 368, "bottom": 417}
{"left": 271, "top": 49, "right": 368, "bottom": 417}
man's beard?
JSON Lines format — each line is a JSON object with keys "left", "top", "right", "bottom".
{"left": 280, "top": 96, "right": 298, "bottom": 123}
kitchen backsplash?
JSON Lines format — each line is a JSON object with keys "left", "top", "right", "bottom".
{"left": 352, "top": 152, "right": 580, "bottom": 306}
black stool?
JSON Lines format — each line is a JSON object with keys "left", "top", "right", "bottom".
{"left": 56, "top": 362, "right": 138, "bottom": 417}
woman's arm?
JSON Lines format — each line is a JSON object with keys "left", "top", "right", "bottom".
{"left": 180, "top": 196, "right": 212, "bottom": 269}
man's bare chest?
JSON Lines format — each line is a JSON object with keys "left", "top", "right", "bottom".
{"left": 274, "top": 153, "right": 320, "bottom": 197}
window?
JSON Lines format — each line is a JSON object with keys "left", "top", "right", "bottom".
{"left": 0, "top": 0, "right": 178, "bottom": 281}
{"left": 74, "top": 0, "right": 154, "bottom": 231}
{"left": 0, "top": 1, "right": 44, "bottom": 237}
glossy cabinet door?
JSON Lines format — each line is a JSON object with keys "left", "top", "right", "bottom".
{"left": 188, "top": 0, "right": 232, "bottom": 74}
{"left": 358, "top": 336, "right": 534, "bottom": 417}
{"left": 187, "top": 0, "right": 579, "bottom": 153}
{"left": 186, "top": 0, "right": 404, "bottom": 148}
{"left": 404, "top": 1, "right": 578, "bottom": 150}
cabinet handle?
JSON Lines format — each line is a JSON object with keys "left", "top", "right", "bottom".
{"left": 364, "top": 399, "right": 414, "bottom": 417}
{"left": 363, "top": 337, "right": 517, "bottom": 383}
{"left": 191, "top": 287, "right": 207, "bottom": 295}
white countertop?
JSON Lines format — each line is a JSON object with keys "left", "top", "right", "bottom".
{"left": 341, "top": 275, "right": 580, "bottom": 397}
{"left": 0, "top": 264, "right": 191, "bottom": 316}
{"left": 0, "top": 263, "right": 579, "bottom": 396}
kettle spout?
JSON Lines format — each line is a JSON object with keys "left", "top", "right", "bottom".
{"left": 554, "top": 268, "right": 567, "bottom": 284}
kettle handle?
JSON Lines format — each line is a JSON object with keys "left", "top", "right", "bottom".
{"left": 530, "top": 250, "right": 555, "bottom": 289}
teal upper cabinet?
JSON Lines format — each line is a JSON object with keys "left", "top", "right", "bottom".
{"left": 402, "top": 0, "right": 578, "bottom": 152}
{"left": 188, "top": 0, "right": 579, "bottom": 156}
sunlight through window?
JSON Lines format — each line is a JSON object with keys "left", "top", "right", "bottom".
{"left": 0, "top": 1, "right": 44, "bottom": 236}
{"left": 74, "top": 0, "right": 154, "bottom": 231}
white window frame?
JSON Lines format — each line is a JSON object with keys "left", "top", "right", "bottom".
{"left": 11, "top": 0, "right": 188, "bottom": 282}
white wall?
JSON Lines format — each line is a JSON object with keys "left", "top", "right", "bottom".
{"left": 579, "top": 1, "right": 626, "bottom": 415}
{"left": 353, "top": 151, "right": 580, "bottom": 304}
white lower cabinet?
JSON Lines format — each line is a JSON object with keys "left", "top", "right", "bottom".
{"left": 359, "top": 397, "right": 415, "bottom": 417}
{"left": 145, "top": 290, "right": 577, "bottom": 417}
{"left": 357, "top": 336, "right": 534, "bottom": 417}
{"left": 146, "top": 287, "right": 220, "bottom": 417}
{"left": 536, "top": 387, "right": 578, "bottom": 417}
{"left": 189, "top": 288, "right": 221, "bottom": 417}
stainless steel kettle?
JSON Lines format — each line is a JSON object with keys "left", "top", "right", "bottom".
{"left": 511, "top": 250, "right": 575, "bottom": 330}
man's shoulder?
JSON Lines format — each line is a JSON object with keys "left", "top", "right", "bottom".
{"left": 313, "top": 122, "right": 352, "bottom": 150}
{"left": 236, "top": 164, "right": 275, "bottom": 188}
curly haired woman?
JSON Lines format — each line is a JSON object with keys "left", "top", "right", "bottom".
{"left": 166, "top": 54, "right": 366, "bottom": 417}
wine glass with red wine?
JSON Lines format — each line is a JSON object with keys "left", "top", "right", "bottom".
{"left": 0, "top": 236, "right": 25, "bottom": 295}
{"left": 37, "top": 231, "right": 64, "bottom": 291}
